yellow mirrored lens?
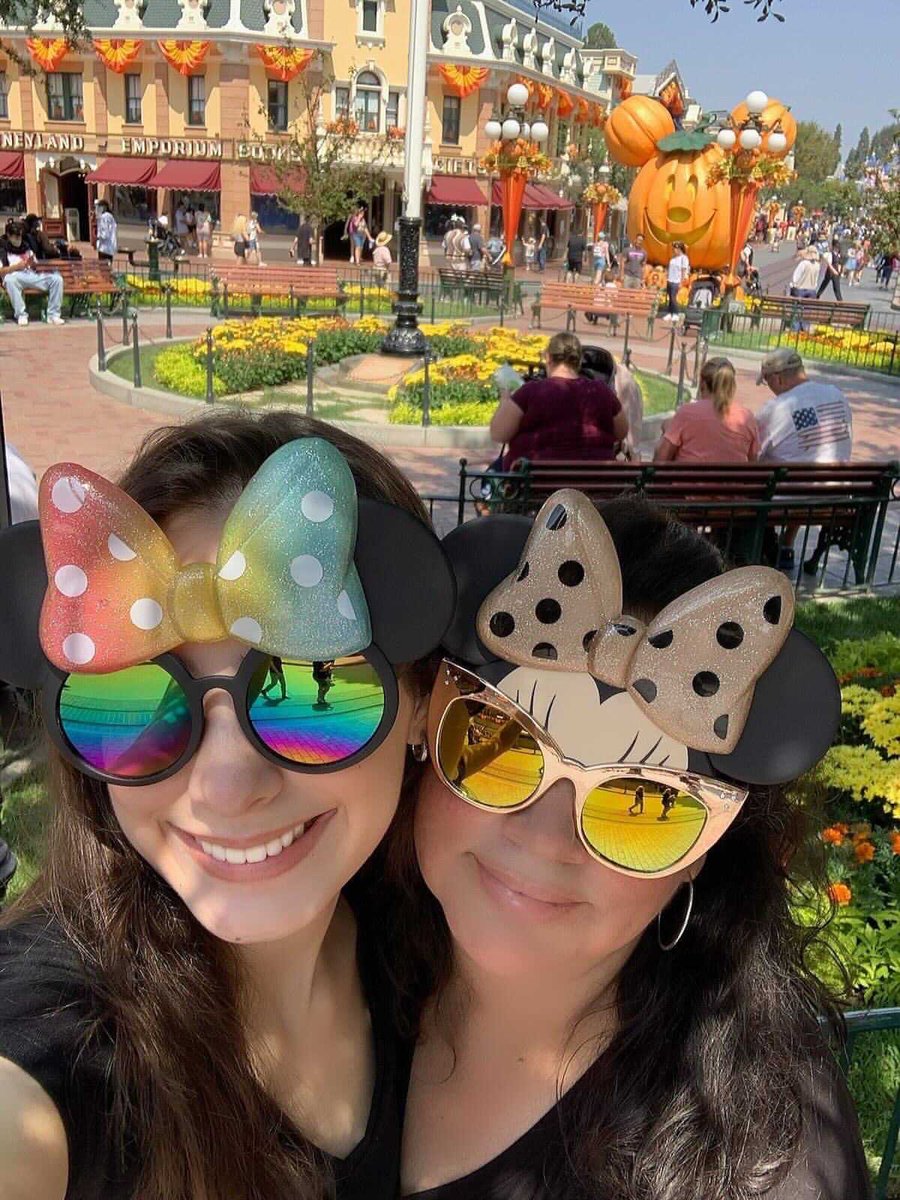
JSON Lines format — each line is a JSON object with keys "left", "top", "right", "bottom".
{"left": 438, "top": 697, "right": 543, "bottom": 808}
{"left": 580, "top": 777, "right": 707, "bottom": 873}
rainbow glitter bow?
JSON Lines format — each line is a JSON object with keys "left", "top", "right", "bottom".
{"left": 39, "top": 439, "right": 371, "bottom": 673}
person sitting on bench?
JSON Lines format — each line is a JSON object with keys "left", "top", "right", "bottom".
{"left": 0, "top": 219, "right": 65, "bottom": 327}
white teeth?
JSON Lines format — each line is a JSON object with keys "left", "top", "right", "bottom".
{"left": 193, "top": 818, "right": 319, "bottom": 865}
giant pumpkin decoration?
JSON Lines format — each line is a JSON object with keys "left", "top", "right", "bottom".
{"left": 604, "top": 95, "right": 676, "bottom": 168}
{"left": 730, "top": 97, "right": 796, "bottom": 159}
{"left": 627, "top": 143, "right": 732, "bottom": 271}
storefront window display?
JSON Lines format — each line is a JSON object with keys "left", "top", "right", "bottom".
{"left": 424, "top": 202, "right": 478, "bottom": 240}
{"left": 110, "top": 185, "right": 154, "bottom": 224}
{"left": 0, "top": 180, "right": 26, "bottom": 217}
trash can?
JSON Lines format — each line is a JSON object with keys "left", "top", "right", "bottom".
{"left": 65, "top": 207, "right": 81, "bottom": 243}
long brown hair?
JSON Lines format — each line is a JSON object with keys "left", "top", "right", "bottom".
{"left": 377, "top": 497, "right": 842, "bottom": 1200}
{"left": 2, "top": 410, "right": 435, "bottom": 1200}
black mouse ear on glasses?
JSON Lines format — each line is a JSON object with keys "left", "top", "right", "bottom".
{"left": 0, "top": 520, "right": 49, "bottom": 688}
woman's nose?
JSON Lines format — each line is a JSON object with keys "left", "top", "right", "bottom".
{"left": 504, "top": 779, "right": 585, "bottom": 864}
{"left": 185, "top": 691, "right": 282, "bottom": 816}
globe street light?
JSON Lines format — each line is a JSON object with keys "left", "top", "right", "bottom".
{"left": 506, "top": 81, "right": 530, "bottom": 109}
{"left": 745, "top": 90, "right": 769, "bottom": 115}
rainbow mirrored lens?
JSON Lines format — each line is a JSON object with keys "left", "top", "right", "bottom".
{"left": 580, "top": 777, "right": 707, "bottom": 873}
{"left": 437, "top": 697, "right": 544, "bottom": 808}
{"left": 247, "top": 656, "right": 385, "bottom": 765}
{"left": 58, "top": 664, "right": 192, "bottom": 779}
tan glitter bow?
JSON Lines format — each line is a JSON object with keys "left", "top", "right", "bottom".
{"left": 476, "top": 490, "right": 795, "bottom": 753}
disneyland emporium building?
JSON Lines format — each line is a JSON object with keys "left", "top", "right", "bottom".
{"left": 0, "top": 0, "right": 617, "bottom": 256}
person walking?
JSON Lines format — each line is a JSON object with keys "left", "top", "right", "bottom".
{"left": 621, "top": 234, "right": 647, "bottom": 289}
{"left": 94, "top": 199, "right": 118, "bottom": 263}
{"left": 590, "top": 232, "right": 615, "bottom": 284}
{"left": 816, "top": 238, "right": 844, "bottom": 300}
{"left": 467, "top": 223, "right": 485, "bottom": 269}
{"left": 292, "top": 215, "right": 314, "bottom": 266}
{"left": 0, "top": 218, "right": 65, "bottom": 326}
{"left": 489, "top": 331, "right": 628, "bottom": 468}
{"left": 231, "top": 211, "right": 248, "bottom": 263}
{"left": 195, "top": 204, "right": 213, "bottom": 259}
{"left": 654, "top": 357, "right": 759, "bottom": 464}
{"left": 245, "top": 211, "right": 262, "bottom": 266}
{"left": 536, "top": 217, "right": 549, "bottom": 272}
{"left": 565, "top": 229, "right": 587, "bottom": 282}
{"left": 789, "top": 248, "right": 820, "bottom": 298}
{"left": 372, "top": 230, "right": 392, "bottom": 286}
{"left": 664, "top": 241, "right": 690, "bottom": 320}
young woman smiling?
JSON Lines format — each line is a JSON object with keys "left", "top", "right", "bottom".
{"left": 0, "top": 412, "right": 454, "bottom": 1200}
{"left": 384, "top": 495, "right": 869, "bottom": 1200}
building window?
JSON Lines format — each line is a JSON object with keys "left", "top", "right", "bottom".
{"left": 187, "top": 75, "right": 205, "bottom": 126}
{"left": 268, "top": 79, "right": 288, "bottom": 131}
{"left": 47, "top": 73, "right": 84, "bottom": 122}
{"left": 354, "top": 70, "right": 381, "bottom": 133}
{"left": 386, "top": 90, "right": 400, "bottom": 130}
{"left": 441, "top": 94, "right": 461, "bottom": 145}
{"left": 335, "top": 86, "right": 350, "bottom": 118}
{"left": 0, "top": 73, "right": 8, "bottom": 120}
{"left": 124, "top": 73, "right": 141, "bottom": 124}
{"left": 361, "top": 0, "right": 378, "bottom": 31}
{"left": 556, "top": 121, "right": 569, "bottom": 157}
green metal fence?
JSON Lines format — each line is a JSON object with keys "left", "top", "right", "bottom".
{"left": 701, "top": 304, "right": 900, "bottom": 377}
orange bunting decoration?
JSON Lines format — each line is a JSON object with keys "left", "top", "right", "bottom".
{"left": 591, "top": 103, "right": 606, "bottom": 128}
{"left": 618, "top": 78, "right": 633, "bottom": 101}
{"left": 659, "top": 81, "right": 685, "bottom": 119}
{"left": 556, "top": 91, "right": 575, "bottom": 119}
{"left": 574, "top": 98, "right": 590, "bottom": 125}
{"left": 26, "top": 37, "right": 69, "bottom": 72}
{"left": 256, "top": 45, "right": 313, "bottom": 82}
{"left": 94, "top": 39, "right": 142, "bottom": 74}
{"left": 534, "top": 81, "right": 555, "bottom": 110}
{"left": 438, "top": 63, "right": 489, "bottom": 98}
{"left": 158, "top": 40, "right": 211, "bottom": 76}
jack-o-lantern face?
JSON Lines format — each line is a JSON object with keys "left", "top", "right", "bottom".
{"left": 627, "top": 145, "right": 732, "bottom": 271}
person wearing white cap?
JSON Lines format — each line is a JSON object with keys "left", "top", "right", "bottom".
{"left": 756, "top": 347, "right": 853, "bottom": 567}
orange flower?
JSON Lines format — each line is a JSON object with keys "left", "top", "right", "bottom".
{"left": 821, "top": 827, "right": 845, "bottom": 846}
{"left": 827, "top": 883, "right": 852, "bottom": 906}
{"left": 835, "top": 823, "right": 850, "bottom": 834}
{"left": 854, "top": 840, "right": 875, "bottom": 864}
{"left": 890, "top": 832, "right": 900, "bottom": 856}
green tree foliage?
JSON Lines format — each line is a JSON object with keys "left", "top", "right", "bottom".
{"left": 833, "top": 123, "right": 842, "bottom": 154}
{"left": 585, "top": 21, "right": 616, "bottom": 48}
{"left": 870, "top": 120, "right": 900, "bottom": 164}
{"left": 793, "top": 120, "right": 841, "bottom": 184}
{"left": 866, "top": 185, "right": 900, "bottom": 257}
{"left": 769, "top": 178, "right": 863, "bottom": 221}
{"left": 844, "top": 127, "right": 871, "bottom": 181}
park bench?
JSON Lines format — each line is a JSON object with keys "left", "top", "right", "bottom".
{"left": 703, "top": 294, "right": 869, "bottom": 338}
{"left": 209, "top": 265, "right": 346, "bottom": 317}
{"left": 10, "top": 259, "right": 122, "bottom": 318}
{"left": 532, "top": 282, "right": 658, "bottom": 337}
{"left": 437, "top": 266, "right": 524, "bottom": 315}
{"left": 458, "top": 458, "right": 899, "bottom": 586}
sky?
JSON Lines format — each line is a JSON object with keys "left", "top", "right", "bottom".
{"left": 587, "top": 0, "right": 898, "bottom": 156}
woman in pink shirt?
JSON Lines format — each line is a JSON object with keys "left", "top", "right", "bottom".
{"left": 654, "top": 357, "right": 759, "bottom": 463}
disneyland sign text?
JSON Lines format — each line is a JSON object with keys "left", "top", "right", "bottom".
{"left": 0, "top": 131, "right": 85, "bottom": 152}
{"left": 121, "top": 137, "right": 224, "bottom": 158}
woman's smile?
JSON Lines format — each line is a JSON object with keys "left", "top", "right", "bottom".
{"left": 169, "top": 809, "right": 336, "bottom": 883}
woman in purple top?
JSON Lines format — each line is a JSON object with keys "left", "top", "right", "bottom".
{"left": 490, "top": 333, "right": 629, "bottom": 470}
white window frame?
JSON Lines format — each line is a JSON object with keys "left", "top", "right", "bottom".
{"left": 353, "top": 69, "right": 382, "bottom": 135}
{"left": 355, "top": 0, "right": 385, "bottom": 47}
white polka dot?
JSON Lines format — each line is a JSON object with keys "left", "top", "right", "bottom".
{"left": 290, "top": 554, "right": 324, "bottom": 588}
{"left": 51, "top": 476, "right": 86, "bottom": 514}
{"left": 300, "top": 491, "right": 335, "bottom": 523}
{"left": 218, "top": 550, "right": 247, "bottom": 581}
{"left": 129, "top": 598, "right": 164, "bottom": 631}
{"left": 54, "top": 564, "right": 87, "bottom": 598}
{"left": 108, "top": 533, "right": 136, "bottom": 562}
{"left": 337, "top": 590, "right": 357, "bottom": 621}
{"left": 62, "top": 632, "right": 95, "bottom": 666}
{"left": 230, "top": 616, "right": 263, "bottom": 644}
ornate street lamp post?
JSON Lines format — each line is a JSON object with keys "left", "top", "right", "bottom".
{"left": 482, "top": 83, "right": 549, "bottom": 266}
{"left": 382, "top": 0, "right": 430, "bottom": 356}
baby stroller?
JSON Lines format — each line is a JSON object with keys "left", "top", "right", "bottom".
{"left": 683, "top": 274, "right": 719, "bottom": 330}
{"left": 151, "top": 216, "right": 186, "bottom": 261}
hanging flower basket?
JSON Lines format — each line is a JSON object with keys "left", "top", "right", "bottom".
{"left": 583, "top": 181, "right": 622, "bottom": 206}
{"left": 479, "top": 138, "right": 551, "bottom": 179}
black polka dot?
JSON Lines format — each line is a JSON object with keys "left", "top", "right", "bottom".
{"left": 763, "top": 595, "right": 782, "bottom": 625}
{"left": 558, "top": 560, "right": 585, "bottom": 587}
{"left": 517, "top": 562, "right": 530, "bottom": 582}
{"left": 633, "top": 678, "right": 657, "bottom": 703}
{"left": 648, "top": 630, "right": 674, "bottom": 649}
{"left": 489, "top": 611, "right": 515, "bottom": 638}
{"left": 583, "top": 629, "right": 598, "bottom": 651}
{"left": 716, "top": 621, "right": 744, "bottom": 650}
{"left": 546, "top": 504, "right": 567, "bottom": 531}
{"left": 535, "top": 598, "right": 562, "bottom": 625}
{"left": 713, "top": 714, "right": 730, "bottom": 741}
{"left": 693, "top": 671, "right": 720, "bottom": 697}
{"left": 532, "top": 642, "right": 558, "bottom": 661}
{"left": 614, "top": 623, "right": 637, "bottom": 636}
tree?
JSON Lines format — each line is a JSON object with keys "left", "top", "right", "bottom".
{"left": 865, "top": 185, "right": 900, "bottom": 258}
{"left": 257, "top": 71, "right": 397, "bottom": 261}
{"left": 793, "top": 121, "right": 841, "bottom": 184}
{"left": 585, "top": 21, "right": 616, "bottom": 48}
{"left": 833, "top": 123, "right": 842, "bottom": 155}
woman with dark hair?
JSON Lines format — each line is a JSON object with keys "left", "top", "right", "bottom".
{"left": 0, "top": 411, "right": 455, "bottom": 1200}
{"left": 490, "top": 332, "right": 629, "bottom": 470}
{"left": 381, "top": 494, "right": 869, "bottom": 1200}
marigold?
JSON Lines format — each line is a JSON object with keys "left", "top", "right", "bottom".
{"left": 820, "top": 827, "right": 844, "bottom": 846}
{"left": 827, "top": 882, "right": 852, "bottom": 906}
{"left": 890, "top": 831, "right": 900, "bottom": 855}
{"left": 853, "top": 840, "right": 875, "bottom": 864}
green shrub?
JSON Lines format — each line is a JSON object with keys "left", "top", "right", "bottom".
{"left": 314, "top": 327, "right": 384, "bottom": 364}
{"left": 153, "top": 345, "right": 226, "bottom": 399}
{"left": 389, "top": 399, "right": 496, "bottom": 426}
{"left": 214, "top": 347, "right": 307, "bottom": 393}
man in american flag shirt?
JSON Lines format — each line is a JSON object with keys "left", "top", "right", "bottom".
{"left": 756, "top": 348, "right": 853, "bottom": 464}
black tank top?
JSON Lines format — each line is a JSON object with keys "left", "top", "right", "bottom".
{"left": 0, "top": 912, "right": 409, "bottom": 1200}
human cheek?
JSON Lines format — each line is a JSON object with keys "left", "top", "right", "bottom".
{"left": 578, "top": 867, "right": 690, "bottom": 956}
{"left": 108, "top": 777, "right": 182, "bottom": 868}
{"left": 413, "top": 767, "right": 486, "bottom": 900}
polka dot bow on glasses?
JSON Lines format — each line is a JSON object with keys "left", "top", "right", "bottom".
{"left": 38, "top": 438, "right": 372, "bottom": 673}
{"left": 476, "top": 489, "right": 796, "bottom": 755}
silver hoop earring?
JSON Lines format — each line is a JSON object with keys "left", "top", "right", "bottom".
{"left": 411, "top": 743, "right": 429, "bottom": 763}
{"left": 657, "top": 878, "right": 694, "bottom": 952}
